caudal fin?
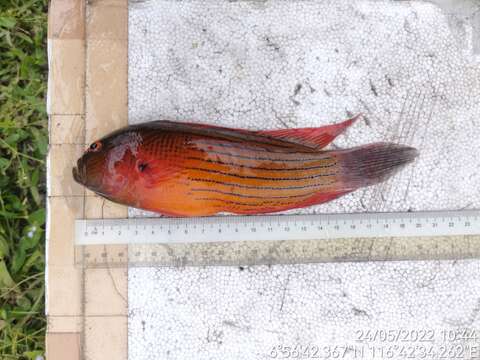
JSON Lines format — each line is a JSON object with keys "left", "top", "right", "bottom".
{"left": 339, "top": 143, "right": 418, "bottom": 189}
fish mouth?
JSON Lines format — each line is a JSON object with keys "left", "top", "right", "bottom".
{"left": 73, "top": 157, "right": 105, "bottom": 194}
{"left": 72, "top": 159, "right": 86, "bottom": 185}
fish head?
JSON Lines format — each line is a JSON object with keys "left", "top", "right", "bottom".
{"left": 73, "top": 129, "right": 143, "bottom": 202}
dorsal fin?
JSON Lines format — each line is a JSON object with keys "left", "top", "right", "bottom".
{"left": 110, "top": 115, "right": 360, "bottom": 153}
{"left": 257, "top": 115, "right": 360, "bottom": 149}
{"left": 127, "top": 120, "right": 316, "bottom": 151}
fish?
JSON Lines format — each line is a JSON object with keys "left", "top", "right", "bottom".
{"left": 72, "top": 116, "right": 418, "bottom": 217}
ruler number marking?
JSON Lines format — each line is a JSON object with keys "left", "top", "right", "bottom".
{"left": 76, "top": 211, "right": 480, "bottom": 262}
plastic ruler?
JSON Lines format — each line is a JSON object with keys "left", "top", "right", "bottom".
{"left": 75, "top": 210, "right": 480, "bottom": 267}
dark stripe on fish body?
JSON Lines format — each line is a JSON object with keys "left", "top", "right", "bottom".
{"left": 164, "top": 134, "right": 176, "bottom": 153}
{"left": 141, "top": 132, "right": 162, "bottom": 156}
{"left": 190, "top": 188, "right": 316, "bottom": 199}
{"left": 194, "top": 197, "right": 297, "bottom": 207}
{"left": 192, "top": 140, "right": 304, "bottom": 154}
{"left": 191, "top": 148, "right": 330, "bottom": 163}
{"left": 186, "top": 167, "right": 338, "bottom": 181}
{"left": 186, "top": 156, "right": 337, "bottom": 171}
{"left": 192, "top": 135, "right": 301, "bottom": 150}
{"left": 187, "top": 177, "right": 336, "bottom": 191}
{"left": 152, "top": 136, "right": 161, "bottom": 157}
{"left": 147, "top": 133, "right": 180, "bottom": 158}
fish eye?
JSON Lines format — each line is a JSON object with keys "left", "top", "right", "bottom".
{"left": 89, "top": 141, "right": 102, "bottom": 152}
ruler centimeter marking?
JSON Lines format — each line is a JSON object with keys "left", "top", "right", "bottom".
{"left": 76, "top": 210, "right": 480, "bottom": 245}
{"left": 75, "top": 210, "right": 480, "bottom": 267}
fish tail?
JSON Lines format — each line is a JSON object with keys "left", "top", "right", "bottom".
{"left": 338, "top": 143, "right": 418, "bottom": 189}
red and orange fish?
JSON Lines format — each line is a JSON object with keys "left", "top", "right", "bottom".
{"left": 73, "top": 116, "right": 418, "bottom": 216}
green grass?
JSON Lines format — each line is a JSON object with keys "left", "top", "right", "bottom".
{"left": 0, "top": 0, "right": 48, "bottom": 358}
